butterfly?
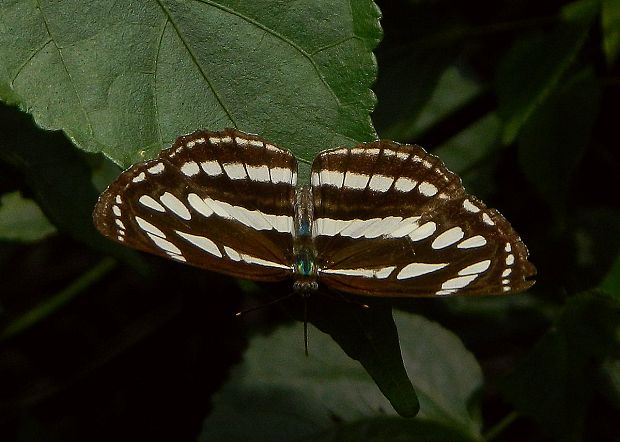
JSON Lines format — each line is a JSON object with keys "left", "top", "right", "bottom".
{"left": 93, "top": 128, "right": 535, "bottom": 297}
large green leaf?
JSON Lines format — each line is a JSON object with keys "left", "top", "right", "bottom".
{"left": 500, "top": 291, "right": 620, "bottom": 442}
{"left": 600, "top": 252, "right": 620, "bottom": 299}
{"left": 602, "top": 0, "right": 620, "bottom": 66}
{"left": 517, "top": 67, "right": 600, "bottom": 217}
{"left": 305, "top": 299, "right": 419, "bottom": 418}
{"left": 0, "top": 191, "right": 56, "bottom": 242}
{"left": 0, "top": 103, "right": 145, "bottom": 270}
{"left": 200, "top": 311, "right": 483, "bottom": 441}
{"left": 0, "top": 0, "right": 381, "bottom": 179}
{"left": 496, "top": 0, "right": 597, "bottom": 145}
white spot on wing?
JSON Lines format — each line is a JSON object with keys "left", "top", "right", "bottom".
{"left": 270, "top": 167, "right": 292, "bottom": 184}
{"left": 457, "top": 235, "right": 487, "bottom": 249}
{"left": 502, "top": 269, "right": 512, "bottom": 277}
{"left": 321, "top": 266, "right": 396, "bottom": 279}
{"left": 432, "top": 226, "right": 465, "bottom": 249}
{"left": 314, "top": 218, "right": 348, "bottom": 237}
{"left": 338, "top": 218, "right": 377, "bottom": 239}
{"left": 343, "top": 172, "right": 370, "bottom": 190}
{"left": 147, "top": 233, "right": 181, "bottom": 255}
{"left": 319, "top": 170, "right": 345, "bottom": 188}
{"left": 397, "top": 262, "right": 449, "bottom": 280}
{"left": 136, "top": 216, "right": 165, "bottom": 238}
{"left": 441, "top": 274, "right": 478, "bottom": 290}
{"left": 409, "top": 221, "right": 436, "bottom": 241}
{"left": 187, "top": 193, "right": 214, "bottom": 218}
{"left": 239, "top": 253, "right": 290, "bottom": 269}
{"left": 203, "top": 198, "right": 293, "bottom": 233}
{"left": 463, "top": 199, "right": 480, "bottom": 213}
{"left": 160, "top": 192, "right": 192, "bottom": 220}
{"left": 115, "top": 195, "right": 122, "bottom": 204}
{"left": 147, "top": 163, "right": 165, "bottom": 174}
{"left": 176, "top": 230, "right": 222, "bottom": 257}
{"left": 181, "top": 161, "right": 200, "bottom": 176}
{"left": 362, "top": 216, "right": 403, "bottom": 239}
{"left": 505, "top": 243, "right": 512, "bottom": 252}
{"left": 389, "top": 216, "right": 421, "bottom": 238}
{"left": 235, "top": 136, "right": 249, "bottom": 146}
{"left": 482, "top": 213, "right": 495, "bottom": 225}
{"left": 436, "top": 289, "right": 456, "bottom": 296}
{"left": 115, "top": 219, "right": 125, "bottom": 230}
{"left": 223, "top": 163, "right": 247, "bottom": 180}
{"left": 201, "top": 160, "right": 222, "bottom": 176}
{"left": 311, "top": 172, "right": 319, "bottom": 187}
{"left": 112, "top": 205, "right": 121, "bottom": 217}
{"left": 506, "top": 254, "right": 515, "bottom": 265}
{"left": 418, "top": 182, "right": 438, "bottom": 197}
{"left": 394, "top": 177, "right": 417, "bottom": 192}
{"left": 368, "top": 174, "right": 394, "bottom": 192}
{"left": 224, "top": 246, "right": 241, "bottom": 261}
{"left": 246, "top": 164, "right": 270, "bottom": 182}
{"left": 139, "top": 195, "right": 165, "bottom": 212}
{"left": 458, "top": 260, "right": 491, "bottom": 276}
{"left": 132, "top": 172, "right": 146, "bottom": 183}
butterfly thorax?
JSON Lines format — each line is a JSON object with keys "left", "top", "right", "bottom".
{"left": 293, "top": 185, "right": 318, "bottom": 295}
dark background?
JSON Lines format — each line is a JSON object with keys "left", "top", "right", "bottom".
{"left": 1, "top": 0, "right": 619, "bottom": 440}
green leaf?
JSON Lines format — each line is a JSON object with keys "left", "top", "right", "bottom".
{"left": 373, "top": 7, "right": 468, "bottom": 140}
{"left": 496, "top": 0, "right": 597, "bottom": 144}
{"left": 517, "top": 67, "right": 600, "bottom": 217}
{"left": 571, "top": 208, "right": 620, "bottom": 291}
{"left": 388, "top": 65, "right": 482, "bottom": 141}
{"left": 0, "top": 191, "right": 56, "bottom": 242}
{"left": 433, "top": 112, "right": 502, "bottom": 176}
{"left": 602, "top": 0, "right": 620, "bottom": 66}
{"left": 200, "top": 311, "right": 483, "bottom": 441}
{"left": 301, "top": 298, "right": 418, "bottom": 418}
{"left": 0, "top": 103, "right": 146, "bottom": 271}
{"left": 600, "top": 251, "right": 620, "bottom": 299}
{"left": 500, "top": 291, "right": 620, "bottom": 442}
{"left": 0, "top": 0, "right": 381, "bottom": 180}
{"left": 394, "top": 313, "right": 483, "bottom": 435}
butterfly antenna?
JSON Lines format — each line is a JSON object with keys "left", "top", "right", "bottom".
{"left": 235, "top": 291, "right": 296, "bottom": 317}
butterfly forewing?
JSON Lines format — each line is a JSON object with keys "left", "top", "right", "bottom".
{"left": 311, "top": 141, "right": 536, "bottom": 297}
{"left": 94, "top": 129, "right": 297, "bottom": 281}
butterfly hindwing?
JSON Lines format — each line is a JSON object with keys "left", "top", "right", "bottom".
{"left": 311, "top": 141, "right": 536, "bottom": 297}
{"left": 94, "top": 129, "right": 296, "bottom": 281}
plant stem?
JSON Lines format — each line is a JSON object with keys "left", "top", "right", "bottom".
{"left": 484, "top": 411, "right": 519, "bottom": 441}
{"left": 0, "top": 257, "right": 116, "bottom": 341}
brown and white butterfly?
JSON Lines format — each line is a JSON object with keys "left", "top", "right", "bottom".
{"left": 94, "top": 128, "right": 535, "bottom": 297}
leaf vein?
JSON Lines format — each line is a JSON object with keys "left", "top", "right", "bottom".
{"left": 155, "top": 0, "right": 237, "bottom": 127}
{"left": 194, "top": 0, "right": 341, "bottom": 105}
{"left": 34, "top": 0, "right": 95, "bottom": 137}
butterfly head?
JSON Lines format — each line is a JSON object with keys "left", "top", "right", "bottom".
{"left": 293, "top": 253, "right": 318, "bottom": 296}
